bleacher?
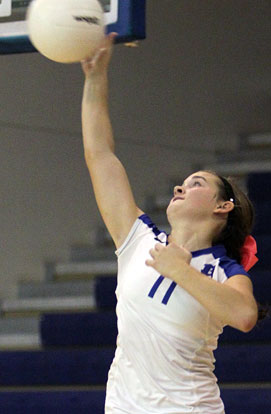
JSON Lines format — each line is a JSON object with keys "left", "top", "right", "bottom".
{"left": 0, "top": 172, "right": 270, "bottom": 413}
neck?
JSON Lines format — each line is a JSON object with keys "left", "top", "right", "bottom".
{"left": 168, "top": 221, "right": 214, "bottom": 252}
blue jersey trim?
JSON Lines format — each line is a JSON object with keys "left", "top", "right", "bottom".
{"left": 139, "top": 214, "right": 165, "bottom": 238}
{"left": 218, "top": 256, "right": 249, "bottom": 278}
{"left": 192, "top": 245, "right": 249, "bottom": 278}
{"left": 139, "top": 214, "right": 249, "bottom": 278}
{"left": 191, "top": 245, "right": 226, "bottom": 259}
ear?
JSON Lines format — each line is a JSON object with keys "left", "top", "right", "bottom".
{"left": 213, "top": 200, "right": 235, "bottom": 215}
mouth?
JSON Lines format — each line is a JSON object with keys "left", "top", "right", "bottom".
{"left": 173, "top": 197, "right": 184, "bottom": 202}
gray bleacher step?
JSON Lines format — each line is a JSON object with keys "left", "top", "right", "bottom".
{"left": 220, "top": 382, "right": 271, "bottom": 389}
{"left": 1, "top": 296, "right": 96, "bottom": 315}
{"left": 0, "top": 316, "right": 41, "bottom": 349}
{"left": 0, "top": 334, "right": 41, "bottom": 349}
{"left": 0, "top": 316, "right": 40, "bottom": 333}
{"left": 18, "top": 280, "right": 95, "bottom": 299}
{"left": 70, "top": 245, "right": 116, "bottom": 262}
{"left": 0, "top": 385, "right": 106, "bottom": 392}
{"left": 203, "top": 159, "right": 271, "bottom": 176}
{"left": 54, "top": 260, "right": 118, "bottom": 278}
{"left": 216, "top": 147, "right": 271, "bottom": 163}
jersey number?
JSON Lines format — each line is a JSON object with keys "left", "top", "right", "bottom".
{"left": 148, "top": 276, "right": 177, "bottom": 305}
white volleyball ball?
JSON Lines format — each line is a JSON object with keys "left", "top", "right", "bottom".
{"left": 27, "top": 0, "right": 105, "bottom": 63}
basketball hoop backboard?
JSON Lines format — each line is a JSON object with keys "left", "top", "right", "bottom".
{"left": 0, "top": 0, "right": 146, "bottom": 55}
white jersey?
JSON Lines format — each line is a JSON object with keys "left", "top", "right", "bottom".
{"left": 105, "top": 214, "right": 249, "bottom": 414}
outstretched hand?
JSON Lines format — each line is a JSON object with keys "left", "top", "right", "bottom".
{"left": 146, "top": 243, "right": 192, "bottom": 281}
{"left": 81, "top": 32, "right": 117, "bottom": 78}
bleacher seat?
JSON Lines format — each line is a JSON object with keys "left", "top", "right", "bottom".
{"left": 41, "top": 311, "right": 117, "bottom": 347}
{"left": 250, "top": 268, "right": 271, "bottom": 303}
{"left": 95, "top": 276, "right": 117, "bottom": 309}
{"left": 215, "top": 344, "right": 271, "bottom": 382}
{"left": 251, "top": 235, "right": 271, "bottom": 269}
{"left": 247, "top": 172, "right": 271, "bottom": 234}
{"left": 0, "top": 349, "right": 114, "bottom": 387}
{"left": 247, "top": 172, "right": 271, "bottom": 203}
{"left": 221, "top": 387, "right": 271, "bottom": 414}
{"left": 0, "top": 390, "right": 105, "bottom": 414}
{"left": 1, "top": 343, "right": 270, "bottom": 387}
{"left": 252, "top": 203, "right": 271, "bottom": 234}
{"left": 220, "top": 316, "right": 271, "bottom": 343}
{"left": 0, "top": 388, "right": 270, "bottom": 414}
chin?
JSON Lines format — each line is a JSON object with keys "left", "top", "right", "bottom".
{"left": 166, "top": 204, "right": 183, "bottom": 225}
{"left": 166, "top": 203, "right": 175, "bottom": 219}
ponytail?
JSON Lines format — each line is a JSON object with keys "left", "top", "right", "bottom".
{"left": 213, "top": 175, "right": 254, "bottom": 263}
{"left": 209, "top": 172, "right": 269, "bottom": 322}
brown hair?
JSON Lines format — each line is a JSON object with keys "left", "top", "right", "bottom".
{"left": 208, "top": 172, "right": 269, "bottom": 322}
{"left": 210, "top": 173, "right": 255, "bottom": 263}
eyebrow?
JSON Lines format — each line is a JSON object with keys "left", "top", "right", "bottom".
{"left": 183, "top": 175, "right": 208, "bottom": 185}
{"left": 191, "top": 175, "right": 207, "bottom": 182}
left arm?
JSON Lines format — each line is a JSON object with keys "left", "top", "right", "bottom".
{"left": 146, "top": 243, "right": 258, "bottom": 332}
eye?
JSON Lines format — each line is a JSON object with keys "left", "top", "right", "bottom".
{"left": 192, "top": 180, "right": 202, "bottom": 187}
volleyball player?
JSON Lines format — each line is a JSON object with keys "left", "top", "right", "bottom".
{"left": 81, "top": 34, "right": 258, "bottom": 414}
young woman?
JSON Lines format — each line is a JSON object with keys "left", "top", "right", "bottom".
{"left": 81, "top": 34, "right": 258, "bottom": 414}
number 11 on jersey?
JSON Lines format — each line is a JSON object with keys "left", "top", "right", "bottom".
{"left": 148, "top": 276, "right": 177, "bottom": 305}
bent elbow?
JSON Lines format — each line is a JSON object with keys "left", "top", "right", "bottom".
{"left": 239, "top": 310, "right": 258, "bottom": 333}
{"left": 239, "top": 320, "right": 256, "bottom": 333}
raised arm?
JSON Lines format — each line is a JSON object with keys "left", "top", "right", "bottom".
{"left": 81, "top": 34, "right": 143, "bottom": 248}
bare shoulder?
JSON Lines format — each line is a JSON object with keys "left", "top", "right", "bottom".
{"left": 224, "top": 274, "right": 254, "bottom": 295}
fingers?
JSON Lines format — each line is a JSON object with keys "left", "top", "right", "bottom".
{"left": 99, "top": 31, "right": 118, "bottom": 59}
{"left": 89, "top": 47, "right": 106, "bottom": 66}
{"left": 145, "top": 243, "right": 164, "bottom": 267}
{"left": 148, "top": 249, "right": 155, "bottom": 259}
{"left": 145, "top": 243, "right": 163, "bottom": 267}
{"left": 150, "top": 243, "right": 163, "bottom": 256}
{"left": 145, "top": 258, "right": 154, "bottom": 267}
{"left": 106, "top": 32, "right": 118, "bottom": 45}
{"left": 81, "top": 32, "right": 117, "bottom": 64}
{"left": 80, "top": 46, "right": 105, "bottom": 68}
{"left": 81, "top": 32, "right": 118, "bottom": 76}
{"left": 94, "top": 32, "right": 116, "bottom": 57}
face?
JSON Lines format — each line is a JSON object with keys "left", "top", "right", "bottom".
{"left": 167, "top": 171, "right": 222, "bottom": 220}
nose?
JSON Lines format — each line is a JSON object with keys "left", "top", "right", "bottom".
{"left": 174, "top": 185, "right": 185, "bottom": 196}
